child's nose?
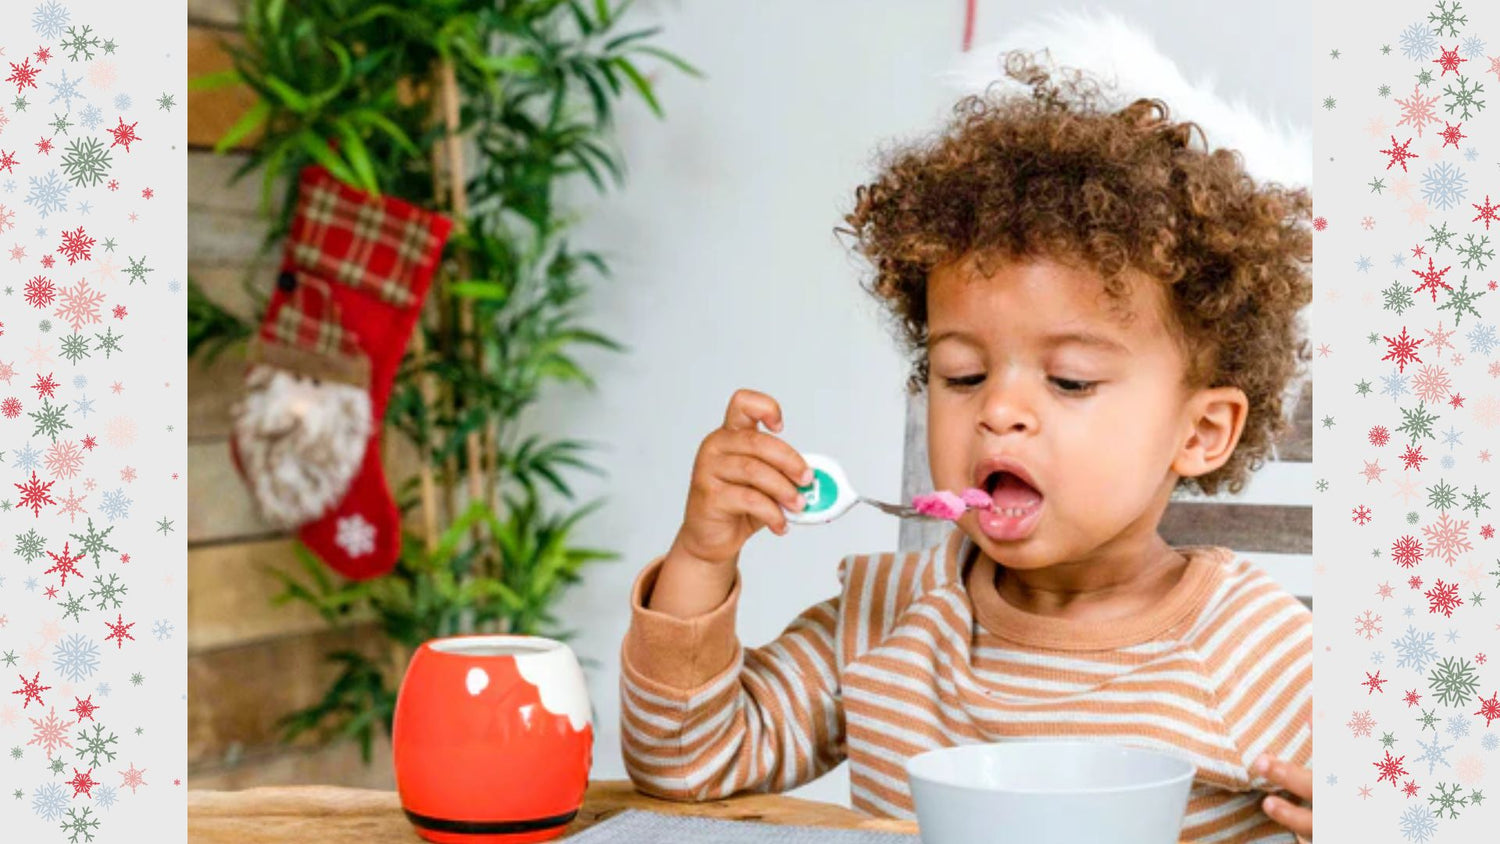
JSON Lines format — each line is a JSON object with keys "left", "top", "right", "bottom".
{"left": 975, "top": 375, "right": 1038, "bottom": 435}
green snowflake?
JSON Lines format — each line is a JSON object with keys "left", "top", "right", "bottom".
{"left": 1427, "top": 479, "right": 1459, "bottom": 511}
{"left": 74, "top": 724, "right": 117, "bottom": 767}
{"left": 1356, "top": 379, "right": 1373, "bottom": 396}
{"left": 1429, "top": 781, "right": 1469, "bottom": 820}
{"left": 1429, "top": 656, "right": 1480, "bottom": 707}
{"left": 1418, "top": 707, "right": 1440, "bottom": 731}
{"left": 38, "top": 319, "right": 52, "bottom": 334}
{"left": 156, "top": 92, "right": 175, "bottom": 111}
{"left": 1427, "top": 222, "right": 1456, "bottom": 252}
{"left": 1417, "top": 67, "right": 1435, "bottom": 87}
{"left": 7, "top": 747, "right": 18, "bottom": 761}
{"left": 60, "top": 136, "right": 112, "bottom": 188}
{"left": 60, "top": 591, "right": 87, "bottom": 623}
{"left": 59, "top": 806, "right": 99, "bottom": 844}
{"left": 1369, "top": 177, "right": 1387, "bottom": 194}
{"left": 61, "top": 25, "right": 100, "bottom": 61}
{"left": 124, "top": 256, "right": 151, "bottom": 285}
{"left": 1458, "top": 234, "right": 1493, "bottom": 270}
{"left": 69, "top": 519, "right": 118, "bottom": 568}
{"left": 129, "top": 672, "right": 144, "bottom": 686}
{"left": 1378, "top": 84, "right": 1392, "bottom": 97}
{"left": 101, "top": 38, "right": 116, "bottom": 55}
{"left": 1398, "top": 403, "right": 1440, "bottom": 445}
{"left": 2, "top": 651, "right": 16, "bottom": 667}
{"left": 1473, "top": 789, "right": 1487, "bottom": 806}
{"left": 29, "top": 398, "right": 72, "bottom": 442}
{"left": 15, "top": 528, "right": 47, "bottom": 562}
{"left": 1323, "top": 96, "right": 1337, "bottom": 110}
{"left": 1368, "top": 331, "right": 1381, "bottom": 344}
{"left": 1382, "top": 281, "right": 1415, "bottom": 314}
{"left": 87, "top": 573, "right": 126, "bottom": 611}
{"left": 59, "top": 332, "right": 90, "bottom": 364}
{"left": 1408, "top": 511, "right": 1422, "bottom": 525}
{"left": 48, "top": 756, "right": 65, "bottom": 774}
{"left": 1462, "top": 485, "right": 1491, "bottom": 517}
{"left": 49, "top": 112, "right": 72, "bottom": 135}
{"left": 1381, "top": 732, "right": 1397, "bottom": 748}
{"left": 12, "top": 95, "right": 27, "bottom": 112}
{"left": 1437, "top": 276, "right": 1486, "bottom": 326}
{"left": 93, "top": 328, "right": 122, "bottom": 359}
{"left": 1428, "top": 1, "right": 1467, "bottom": 37}
{"left": 1443, "top": 75, "right": 1485, "bottom": 121}
{"left": 1316, "top": 479, "right": 1329, "bottom": 492}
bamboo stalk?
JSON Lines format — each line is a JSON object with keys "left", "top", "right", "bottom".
{"left": 409, "top": 327, "right": 440, "bottom": 552}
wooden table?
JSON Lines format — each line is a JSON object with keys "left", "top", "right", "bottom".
{"left": 187, "top": 781, "right": 920, "bottom": 842}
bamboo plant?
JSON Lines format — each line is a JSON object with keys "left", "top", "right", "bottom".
{"left": 189, "top": 0, "right": 697, "bottom": 761}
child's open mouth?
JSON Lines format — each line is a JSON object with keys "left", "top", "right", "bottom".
{"left": 975, "top": 468, "right": 1044, "bottom": 542}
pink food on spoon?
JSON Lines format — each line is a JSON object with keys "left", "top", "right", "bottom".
{"left": 911, "top": 488, "right": 994, "bottom": 521}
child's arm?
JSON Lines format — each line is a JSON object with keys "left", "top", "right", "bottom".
{"left": 621, "top": 389, "right": 841, "bottom": 800}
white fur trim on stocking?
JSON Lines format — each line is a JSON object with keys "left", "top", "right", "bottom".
{"left": 230, "top": 364, "right": 372, "bottom": 528}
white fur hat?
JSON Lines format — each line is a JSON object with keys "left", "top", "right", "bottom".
{"left": 944, "top": 10, "right": 1311, "bottom": 189}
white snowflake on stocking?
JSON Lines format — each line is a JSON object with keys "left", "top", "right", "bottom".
{"left": 335, "top": 514, "right": 376, "bottom": 559}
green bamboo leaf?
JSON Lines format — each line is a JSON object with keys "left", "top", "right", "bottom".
{"left": 335, "top": 123, "right": 380, "bottom": 195}
{"left": 449, "top": 280, "right": 512, "bottom": 301}
{"left": 213, "top": 101, "right": 271, "bottom": 154}
{"left": 189, "top": 68, "right": 243, "bottom": 92}
{"left": 263, "top": 74, "right": 312, "bottom": 113}
{"left": 611, "top": 57, "right": 661, "bottom": 116}
{"left": 631, "top": 45, "right": 705, "bottom": 78}
{"left": 603, "top": 27, "right": 662, "bottom": 53}
{"left": 297, "top": 130, "right": 358, "bottom": 185}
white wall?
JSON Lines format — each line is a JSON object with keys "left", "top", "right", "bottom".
{"left": 531, "top": 0, "right": 1311, "bottom": 806}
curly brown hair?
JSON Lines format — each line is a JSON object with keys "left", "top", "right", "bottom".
{"left": 840, "top": 51, "right": 1312, "bottom": 496}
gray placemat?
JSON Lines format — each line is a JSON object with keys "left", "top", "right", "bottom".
{"left": 565, "top": 809, "right": 921, "bottom": 843}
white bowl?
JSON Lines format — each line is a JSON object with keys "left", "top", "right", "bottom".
{"left": 906, "top": 740, "right": 1195, "bottom": 844}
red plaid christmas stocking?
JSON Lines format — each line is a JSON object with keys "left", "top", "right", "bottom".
{"left": 229, "top": 165, "right": 453, "bottom": 579}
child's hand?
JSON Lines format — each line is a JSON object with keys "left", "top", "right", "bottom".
{"left": 1254, "top": 753, "right": 1312, "bottom": 841}
{"left": 673, "top": 389, "right": 813, "bottom": 568}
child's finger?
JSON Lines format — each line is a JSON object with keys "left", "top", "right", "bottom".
{"left": 1262, "top": 794, "right": 1312, "bottom": 839}
{"left": 724, "top": 485, "right": 789, "bottom": 535}
{"left": 1255, "top": 754, "right": 1313, "bottom": 801}
{"left": 719, "top": 428, "right": 813, "bottom": 486}
{"left": 723, "top": 389, "right": 784, "bottom": 432}
{"left": 712, "top": 453, "right": 806, "bottom": 510}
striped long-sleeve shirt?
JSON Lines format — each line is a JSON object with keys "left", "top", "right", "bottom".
{"left": 620, "top": 529, "right": 1311, "bottom": 843}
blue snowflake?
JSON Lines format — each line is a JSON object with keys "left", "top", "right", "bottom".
{"left": 1420, "top": 162, "right": 1468, "bottom": 211}
{"left": 1400, "top": 803, "right": 1438, "bottom": 842}
{"left": 1484, "top": 733, "right": 1500, "bottom": 751}
{"left": 1441, "top": 454, "right": 1455, "bottom": 469}
{"left": 1394, "top": 625, "right": 1439, "bottom": 672}
{"left": 31, "top": 783, "right": 67, "bottom": 821}
{"left": 99, "top": 487, "right": 132, "bottom": 522}
{"left": 1371, "top": 650, "right": 1386, "bottom": 664}
{"left": 13, "top": 441, "right": 42, "bottom": 472}
{"left": 113, "top": 93, "right": 132, "bottom": 111}
{"left": 46, "top": 69, "right": 83, "bottom": 111}
{"left": 1461, "top": 35, "right": 1486, "bottom": 59}
{"left": 24, "top": 170, "right": 73, "bottom": 219}
{"left": 152, "top": 619, "right": 175, "bottom": 641}
{"left": 1400, "top": 22, "right": 1437, "bottom": 61}
{"left": 1445, "top": 713, "right": 1471, "bottom": 739}
{"left": 94, "top": 785, "right": 117, "bottom": 811}
{"left": 52, "top": 633, "right": 101, "bottom": 682}
{"left": 72, "top": 374, "right": 87, "bottom": 390}
{"left": 1380, "top": 371, "right": 1410, "bottom": 403}
{"left": 31, "top": 1, "right": 69, "bottom": 39}
{"left": 1468, "top": 323, "right": 1497, "bottom": 355}
{"left": 78, "top": 103, "right": 103, "bottom": 132}
{"left": 1415, "top": 733, "right": 1454, "bottom": 774}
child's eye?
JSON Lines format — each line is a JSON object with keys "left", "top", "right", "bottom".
{"left": 941, "top": 374, "right": 986, "bottom": 389}
{"left": 1050, "top": 376, "right": 1097, "bottom": 394}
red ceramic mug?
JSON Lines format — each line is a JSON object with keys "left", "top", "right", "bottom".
{"left": 393, "top": 635, "right": 594, "bottom": 843}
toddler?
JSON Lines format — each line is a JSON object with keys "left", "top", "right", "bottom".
{"left": 620, "top": 54, "right": 1313, "bottom": 842}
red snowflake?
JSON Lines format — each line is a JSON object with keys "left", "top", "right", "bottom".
{"left": 1392, "top": 535, "right": 1424, "bottom": 568}
{"left": 1405, "top": 689, "right": 1422, "bottom": 707}
{"left": 1369, "top": 425, "right": 1391, "bottom": 446}
{"left": 34, "top": 47, "right": 50, "bottom": 63}
{"left": 1440, "top": 122, "right": 1467, "bottom": 148}
{"left": 1409, "top": 575, "right": 1424, "bottom": 590}
{"left": 67, "top": 767, "right": 97, "bottom": 799}
{"left": 1353, "top": 504, "right": 1373, "bottom": 525}
{"left": 1434, "top": 45, "right": 1466, "bottom": 75}
{"left": 1374, "top": 750, "right": 1407, "bottom": 786}
{"left": 15, "top": 471, "right": 56, "bottom": 517}
{"left": 141, "top": 187, "right": 153, "bottom": 199}
{"left": 1364, "top": 670, "right": 1388, "bottom": 695}
{"left": 1449, "top": 393, "right": 1466, "bottom": 408}
{"left": 112, "top": 305, "right": 127, "bottom": 319}
{"left": 12, "top": 672, "right": 50, "bottom": 709}
{"left": 34, "top": 136, "right": 52, "bottom": 155}
{"left": 1412, "top": 258, "right": 1454, "bottom": 301}
{"left": 1477, "top": 692, "right": 1500, "bottom": 727}
{"left": 32, "top": 372, "right": 58, "bottom": 399}
{"left": 70, "top": 695, "right": 98, "bottom": 723}
{"left": 1400, "top": 444, "right": 1427, "bottom": 471}
{"left": 6, "top": 58, "right": 40, "bottom": 93}
{"left": 1479, "top": 653, "right": 1489, "bottom": 665}
{"left": 104, "top": 614, "right": 135, "bottom": 649}
{"left": 1482, "top": 524, "right": 1495, "bottom": 540}
{"left": 1382, "top": 326, "right": 1424, "bottom": 372}
{"left": 0, "top": 149, "right": 17, "bottom": 173}
{"left": 1313, "top": 216, "right": 1328, "bottom": 231}
{"left": 1, "top": 397, "right": 21, "bottom": 418}
{"left": 40, "top": 254, "right": 55, "bottom": 269}
{"left": 107, "top": 178, "right": 119, "bottom": 191}
{"left": 1475, "top": 195, "right": 1500, "bottom": 231}
{"left": 44, "top": 541, "right": 84, "bottom": 588}
{"left": 1380, "top": 135, "right": 1419, "bottom": 171}
{"left": 1403, "top": 780, "right": 1421, "bottom": 798}
{"left": 109, "top": 117, "right": 142, "bottom": 152}
{"left": 23, "top": 275, "right": 55, "bottom": 308}
{"left": 1425, "top": 579, "right": 1462, "bottom": 617}
{"left": 56, "top": 226, "right": 94, "bottom": 265}
{"left": 81, "top": 435, "right": 97, "bottom": 450}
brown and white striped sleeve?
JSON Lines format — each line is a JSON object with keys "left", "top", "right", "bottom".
{"left": 619, "top": 558, "right": 846, "bottom": 802}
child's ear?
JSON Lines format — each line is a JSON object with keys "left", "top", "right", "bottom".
{"left": 1172, "top": 386, "right": 1250, "bottom": 480}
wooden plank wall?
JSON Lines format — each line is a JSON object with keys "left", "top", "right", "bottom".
{"left": 188, "top": 1, "right": 402, "bottom": 790}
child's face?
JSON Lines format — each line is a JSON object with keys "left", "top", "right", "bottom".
{"left": 925, "top": 255, "right": 1229, "bottom": 571}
